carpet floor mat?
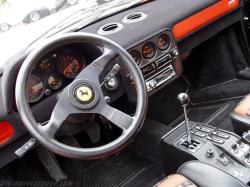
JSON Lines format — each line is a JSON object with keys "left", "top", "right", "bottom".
{"left": 189, "top": 79, "right": 250, "bottom": 104}
{"left": 80, "top": 149, "right": 153, "bottom": 187}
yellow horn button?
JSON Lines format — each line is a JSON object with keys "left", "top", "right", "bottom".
{"left": 74, "top": 85, "right": 94, "bottom": 104}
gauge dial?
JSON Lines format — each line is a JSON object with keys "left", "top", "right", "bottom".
{"left": 26, "top": 74, "right": 44, "bottom": 103}
{"left": 47, "top": 74, "right": 62, "bottom": 90}
{"left": 38, "top": 58, "right": 54, "bottom": 73}
{"left": 129, "top": 50, "right": 141, "bottom": 65}
{"left": 142, "top": 42, "right": 156, "bottom": 59}
{"left": 157, "top": 34, "right": 171, "bottom": 51}
{"left": 57, "top": 50, "right": 85, "bottom": 78}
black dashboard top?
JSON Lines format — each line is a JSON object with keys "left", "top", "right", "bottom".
{"left": 81, "top": 0, "right": 219, "bottom": 49}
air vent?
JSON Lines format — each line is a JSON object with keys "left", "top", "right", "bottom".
{"left": 98, "top": 22, "right": 123, "bottom": 35}
{"left": 122, "top": 12, "right": 147, "bottom": 23}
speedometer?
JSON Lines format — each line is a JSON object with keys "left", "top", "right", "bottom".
{"left": 26, "top": 74, "right": 44, "bottom": 103}
{"left": 57, "top": 50, "right": 86, "bottom": 78}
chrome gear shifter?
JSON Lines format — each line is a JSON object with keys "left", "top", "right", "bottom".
{"left": 177, "top": 93, "right": 192, "bottom": 145}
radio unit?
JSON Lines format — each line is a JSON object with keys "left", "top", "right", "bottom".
{"left": 145, "top": 64, "right": 175, "bottom": 92}
{"left": 142, "top": 51, "right": 178, "bottom": 92}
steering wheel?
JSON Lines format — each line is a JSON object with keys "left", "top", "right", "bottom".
{"left": 15, "top": 33, "right": 148, "bottom": 159}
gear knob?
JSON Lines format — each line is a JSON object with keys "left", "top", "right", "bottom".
{"left": 177, "top": 93, "right": 190, "bottom": 105}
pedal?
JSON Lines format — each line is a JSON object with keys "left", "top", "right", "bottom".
{"left": 36, "top": 146, "right": 67, "bottom": 182}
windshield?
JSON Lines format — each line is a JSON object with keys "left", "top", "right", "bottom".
{"left": 0, "top": 0, "right": 147, "bottom": 63}
{"left": 0, "top": 0, "right": 120, "bottom": 34}
{"left": 0, "top": 0, "right": 112, "bottom": 34}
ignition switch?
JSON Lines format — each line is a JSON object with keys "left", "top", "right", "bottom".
{"left": 105, "top": 77, "right": 119, "bottom": 91}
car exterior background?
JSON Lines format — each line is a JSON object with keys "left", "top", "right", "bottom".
{"left": 0, "top": 0, "right": 78, "bottom": 32}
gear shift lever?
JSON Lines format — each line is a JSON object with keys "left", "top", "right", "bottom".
{"left": 177, "top": 93, "right": 192, "bottom": 145}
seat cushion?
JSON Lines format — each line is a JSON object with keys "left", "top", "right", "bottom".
{"left": 177, "top": 161, "right": 247, "bottom": 187}
{"left": 235, "top": 94, "right": 250, "bottom": 117}
{"left": 154, "top": 174, "right": 197, "bottom": 187}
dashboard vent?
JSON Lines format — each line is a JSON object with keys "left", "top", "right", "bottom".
{"left": 122, "top": 12, "right": 147, "bottom": 23}
{"left": 98, "top": 22, "right": 123, "bottom": 35}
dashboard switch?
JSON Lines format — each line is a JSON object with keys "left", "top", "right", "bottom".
{"left": 244, "top": 153, "right": 250, "bottom": 165}
{"left": 206, "top": 149, "right": 214, "bottom": 158}
{"left": 148, "top": 79, "right": 157, "bottom": 89}
{"left": 217, "top": 152, "right": 230, "bottom": 166}
{"left": 245, "top": 153, "right": 250, "bottom": 162}
{"left": 15, "top": 138, "right": 36, "bottom": 158}
{"left": 213, "top": 130, "right": 230, "bottom": 139}
{"left": 105, "top": 77, "right": 119, "bottom": 91}
{"left": 237, "top": 139, "right": 245, "bottom": 148}
{"left": 232, "top": 144, "right": 239, "bottom": 154}
{"left": 219, "top": 152, "right": 226, "bottom": 159}
{"left": 172, "top": 49, "right": 179, "bottom": 57}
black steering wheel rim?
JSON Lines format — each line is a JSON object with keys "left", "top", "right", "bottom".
{"left": 15, "top": 32, "right": 148, "bottom": 159}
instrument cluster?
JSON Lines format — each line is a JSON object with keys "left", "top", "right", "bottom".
{"left": 129, "top": 32, "right": 172, "bottom": 67}
{"left": 26, "top": 49, "right": 87, "bottom": 103}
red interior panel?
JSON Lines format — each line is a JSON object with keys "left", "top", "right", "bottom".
{"left": 173, "top": 0, "right": 240, "bottom": 39}
{"left": 0, "top": 121, "right": 14, "bottom": 144}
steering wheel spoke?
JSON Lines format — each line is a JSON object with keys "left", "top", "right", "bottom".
{"left": 39, "top": 103, "right": 68, "bottom": 137}
{"left": 94, "top": 48, "right": 117, "bottom": 70}
{"left": 100, "top": 104, "right": 134, "bottom": 131}
{"left": 77, "top": 48, "right": 117, "bottom": 84}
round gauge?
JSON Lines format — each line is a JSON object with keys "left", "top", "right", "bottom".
{"left": 129, "top": 50, "right": 141, "bottom": 65}
{"left": 47, "top": 74, "right": 62, "bottom": 90}
{"left": 26, "top": 74, "right": 45, "bottom": 103}
{"left": 57, "top": 50, "right": 86, "bottom": 78}
{"left": 157, "top": 34, "right": 171, "bottom": 51}
{"left": 142, "top": 42, "right": 156, "bottom": 59}
{"left": 38, "top": 58, "right": 54, "bottom": 73}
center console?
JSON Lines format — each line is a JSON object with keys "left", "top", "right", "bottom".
{"left": 162, "top": 121, "right": 250, "bottom": 185}
{"left": 128, "top": 29, "right": 182, "bottom": 94}
{"left": 161, "top": 94, "right": 250, "bottom": 186}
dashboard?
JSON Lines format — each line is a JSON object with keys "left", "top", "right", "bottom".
{"left": 0, "top": 0, "right": 243, "bottom": 168}
{"left": 25, "top": 29, "right": 181, "bottom": 106}
{"left": 25, "top": 45, "right": 102, "bottom": 104}
{"left": 27, "top": 49, "right": 86, "bottom": 103}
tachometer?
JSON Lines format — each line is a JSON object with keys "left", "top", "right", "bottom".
{"left": 57, "top": 50, "right": 86, "bottom": 78}
{"left": 142, "top": 42, "right": 156, "bottom": 59}
{"left": 26, "top": 74, "right": 44, "bottom": 103}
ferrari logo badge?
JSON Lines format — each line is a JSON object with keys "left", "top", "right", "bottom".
{"left": 74, "top": 85, "right": 94, "bottom": 104}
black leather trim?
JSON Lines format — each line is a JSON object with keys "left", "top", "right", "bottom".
{"left": 82, "top": 0, "right": 235, "bottom": 49}
{"left": 230, "top": 112, "right": 250, "bottom": 135}
{"left": 231, "top": 112, "right": 250, "bottom": 126}
{"left": 177, "top": 161, "right": 247, "bottom": 187}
